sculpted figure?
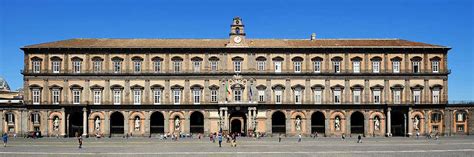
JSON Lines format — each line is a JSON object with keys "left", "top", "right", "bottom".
{"left": 95, "top": 117, "right": 101, "bottom": 131}
{"left": 335, "top": 117, "right": 341, "bottom": 131}
{"left": 175, "top": 117, "right": 180, "bottom": 130}
{"left": 413, "top": 116, "right": 419, "bottom": 130}
{"left": 135, "top": 117, "right": 140, "bottom": 131}
{"left": 53, "top": 117, "right": 59, "bottom": 131}
{"left": 295, "top": 117, "right": 301, "bottom": 131}
{"left": 374, "top": 117, "right": 380, "bottom": 131}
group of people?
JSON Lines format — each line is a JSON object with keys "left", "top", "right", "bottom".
{"left": 210, "top": 132, "right": 238, "bottom": 147}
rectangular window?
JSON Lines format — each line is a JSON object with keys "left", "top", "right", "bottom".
{"left": 93, "top": 61, "right": 102, "bottom": 72}
{"left": 258, "top": 90, "right": 265, "bottom": 102}
{"left": 113, "top": 61, "right": 121, "bottom": 73}
{"left": 153, "top": 90, "right": 161, "bottom": 105}
{"left": 173, "top": 90, "right": 181, "bottom": 104}
{"left": 413, "top": 90, "right": 421, "bottom": 104}
{"left": 93, "top": 90, "right": 101, "bottom": 105}
{"left": 32, "top": 89, "right": 41, "bottom": 105}
{"left": 52, "top": 89, "right": 60, "bottom": 105}
{"left": 73, "top": 61, "right": 81, "bottom": 73}
{"left": 153, "top": 61, "right": 161, "bottom": 73}
{"left": 373, "top": 90, "right": 381, "bottom": 104}
{"left": 133, "top": 90, "right": 141, "bottom": 105}
{"left": 134, "top": 61, "right": 141, "bottom": 73}
{"left": 275, "top": 90, "right": 282, "bottom": 104}
{"left": 294, "top": 90, "right": 302, "bottom": 104}
{"left": 353, "top": 90, "right": 361, "bottom": 104}
{"left": 334, "top": 90, "right": 341, "bottom": 104}
{"left": 314, "top": 61, "right": 321, "bottom": 73}
{"left": 393, "top": 61, "right": 400, "bottom": 73}
{"left": 193, "top": 89, "right": 201, "bottom": 104}
{"left": 32, "top": 61, "right": 41, "bottom": 73}
{"left": 413, "top": 61, "right": 420, "bottom": 73}
{"left": 174, "top": 61, "right": 181, "bottom": 73}
{"left": 193, "top": 61, "right": 201, "bottom": 72}
{"left": 113, "top": 90, "right": 121, "bottom": 105}
{"left": 210, "top": 61, "right": 218, "bottom": 72}
{"left": 211, "top": 89, "right": 218, "bottom": 102}
{"left": 294, "top": 61, "right": 302, "bottom": 73}
{"left": 274, "top": 61, "right": 282, "bottom": 73}
{"left": 373, "top": 61, "right": 380, "bottom": 73}
{"left": 432, "top": 61, "right": 439, "bottom": 73}
{"left": 314, "top": 90, "right": 322, "bottom": 104}
{"left": 234, "top": 61, "right": 241, "bottom": 73}
{"left": 257, "top": 61, "right": 265, "bottom": 71}
{"left": 353, "top": 61, "right": 360, "bottom": 73}
{"left": 52, "top": 61, "right": 60, "bottom": 73}
{"left": 7, "top": 114, "right": 13, "bottom": 123}
{"left": 234, "top": 89, "right": 242, "bottom": 102}
{"left": 432, "top": 90, "right": 440, "bottom": 104}
{"left": 72, "top": 89, "right": 80, "bottom": 104}
{"left": 333, "top": 61, "right": 340, "bottom": 73}
{"left": 33, "top": 113, "right": 39, "bottom": 124}
{"left": 393, "top": 90, "right": 401, "bottom": 104}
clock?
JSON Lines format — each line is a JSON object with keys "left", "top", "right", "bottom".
{"left": 233, "top": 36, "right": 242, "bottom": 43}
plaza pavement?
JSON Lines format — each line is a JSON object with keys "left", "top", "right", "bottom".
{"left": 1, "top": 135, "right": 473, "bottom": 157}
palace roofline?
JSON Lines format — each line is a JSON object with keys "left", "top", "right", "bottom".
{"left": 22, "top": 38, "right": 449, "bottom": 49}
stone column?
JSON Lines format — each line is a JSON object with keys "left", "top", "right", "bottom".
{"left": 164, "top": 111, "right": 169, "bottom": 134}
{"left": 105, "top": 80, "right": 110, "bottom": 104}
{"left": 63, "top": 79, "right": 69, "bottom": 104}
{"left": 82, "top": 108, "right": 87, "bottom": 136}
{"left": 346, "top": 113, "right": 351, "bottom": 135}
{"left": 325, "top": 115, "right": 330, "bottom": 137}
{"left": 423, "top": 110, "right": 429, "bottom": 135}
{"left": 184, "top": 111, "right": 190, "bottom": 134}
{"left": 145, "top": 53, "right": 150, "bottom": 72}
{"left": 364, "top": 53, "right": 368, "bottom": 72}
{"left": 384, "top": 80, "right": 389, "bottom": 104}
{"left": 60, "top": 107, "right": 66, "bottom": 137}
{"left": 0, "top": 111, "right": 3, "bottom": 135}
{"left": 305, "top": 79, "right": 311, "bottom": 104}
{"left": 104, "top": 111, "right": 110, "bottom": 137}
{"left": 364, "top": 79, "right": 369, "bottom": 104}
{"left": 266, "top": 110, "right": 272, "bottom": 134}
{"left": 363, "top": 112, "right": 369, "bottom": 136}
{"left": 285, "top": 111, "right": 291, "bottom": 135}
{"left": 265, "top": 79, "right": 271, "bottom": 104}
{"left": 247, "top": 109, "right": 252, "bottom": 133}
{"left": 144, "top": 111, "right": 151, "bottom": 137}
{"left": 284, "top": 79, "right": 291, "bottom": 104}
{"left": 405, "top": 79, "right": 410, "bottom": 104}
{"left": 204, "top": 111, "right": 210, "bottom": 135}
{"left": 386, "top": 108, "right": 392, "bottom": 136}
{"left": 424, "top": 79, "right": 429, "bottom": 104}
{"left": 145, "top": 80, "right": 150, "bottom": 104}
{"left": 124, "top": 80, "right": 130, "bottom": 105}
{"left": 306, "top": 110, "right": 311, "bottom": 135}
{"left": 184, "top": 80, "right": 190, "bottom": 104}
{"left": 124, "top": 111, "right": 129, "bottom": 136}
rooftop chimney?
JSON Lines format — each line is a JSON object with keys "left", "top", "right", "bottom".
{"left": 310, "top": 33, "right": 316, "bottom": 40}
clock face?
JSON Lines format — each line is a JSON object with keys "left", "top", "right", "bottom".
{"left": 234, "top": 36, "right": 242, "bottom": 43}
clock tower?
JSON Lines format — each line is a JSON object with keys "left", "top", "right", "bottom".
{"left": 227, "top": 17, "right": 247, "bottom": 47}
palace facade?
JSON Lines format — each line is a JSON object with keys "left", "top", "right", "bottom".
{"left": 2, "top": 17, "right": 472, "bottom": 137}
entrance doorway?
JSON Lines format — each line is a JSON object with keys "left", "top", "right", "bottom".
{"left": 311, "top": 111, "right": 325, "bottom": 134}
{"left": 190, "top": 111, "right": 204, "bottom": 133}
{"left": 68, "top": 112, "right": 83, "bottom": 137}
{"left": 110, "top": 112, "right": 124, "bottom": 135}
{"left": 150, "top": 112, "right": 164, "bottom": 134}
{"left": 272, "top": 111, "right": 286, "bottom": 134}
{"left": 229, "top": 111, "right": 246, "bottom": 136}
{"left": 391, "top": 111, "right": 406, "bottom": 136}
{"left": 350, "top": 111, "right": 364, "bottom": 135}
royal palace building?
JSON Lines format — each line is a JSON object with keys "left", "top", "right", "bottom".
{"left": 2, "top": 17, "right": 473, "bottom": 138}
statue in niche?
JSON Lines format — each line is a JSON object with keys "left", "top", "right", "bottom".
{"left": 95, "top": 117, "right": 101, "bottom": 131}
{"left": 53, "top": 117, "right": 59, "bottom": 131}
{"left": 374, "top": 117, "right": 380, "bottom": 131}
{"left": 335, "top": 117, "right": 341, "bottom": 131}
{"left": 135, "top": 117, "right": 140, "bottom": 131}
{"left": 413, "top": 116, "right": 420, "bottom": 130}
{"left": 175, "top": 117, "right": 180, "bottom": 131}
{"left": 295, "top": 117, "right": 301, "bottom": 131}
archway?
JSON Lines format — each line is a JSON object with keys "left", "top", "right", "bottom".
{"left": 110, "top": 112, "right": 124, "bottom": 135}
{"left": 229, "top": 111, "right": 246, "bottom": 135}
{"left": 150, "top": 112, "right": 164, "bottom": 134}
{"left": 68, "top": 112, "right": 83, "bottom": 137}
{"left": 272, "top": 111, "right": 286, "bottom": 134}
{"left": 350, "top": 111, "right": 364, "bottom": 135}
{"left": 190, "top": 111, "right": 204, "bottom": 133}
{"left": 231, "top": 119, "right": 242, "bottom": 134}
{"left": 391, "top": 111, "right": 406, "bottom": 136}
{"left": 311, "top": 112, "right": 325, "bottom": 134}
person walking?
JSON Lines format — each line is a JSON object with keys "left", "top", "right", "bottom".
{"left": 218, "top": 133, "right": 223, "bottom": 147}
{"left": 416, "top": 131, "right": 420, "bottom": 139}
{"left": 2, "top": 133, "right": 8, "bottom": 147}
{"left": 342, "top": 133, "right": 346, "bottom": 141}
{"left": 278, "top": 133, "right": 282, "bottom": 142}
{"left": 357, "top": 135, "right": 362, "bottom": 143}
{"left": 78, "top": 135, "right": 83, "bottom": 149}
{"left": 298, "top": 134, "right": 302, "bottom": 142}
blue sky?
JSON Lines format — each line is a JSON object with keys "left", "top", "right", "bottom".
{"left": 0, "top": 0, "right": 473, "bottom": 100}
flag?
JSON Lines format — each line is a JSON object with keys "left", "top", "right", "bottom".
{"left": 225, "top": 81, "right": 231, "bottom": 101}
{"left": 248, "top": 86, "right": 253, "bottom": 101}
